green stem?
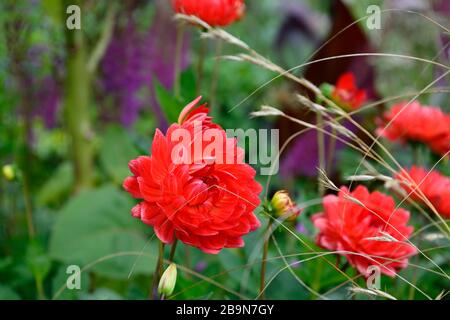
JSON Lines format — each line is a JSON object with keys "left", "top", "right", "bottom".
{"left": 184, "top": 246, "right": 191, "bottom": 280}
{"left": 196, "top": 37, "right": 207, "bottom": 96}
{"left": 151, "top": 241, "right": 165, "bottom": 299}
{"left": 413, "top": 144, "right": 422, "bottom": 166}
{"left": 311, "top": 259, "right": 323, "bottom": 299}
{"left": 87, "top": 4, "right": 117, "bottom": 73}
{"left": 159, "top": 240, "right": 177, "bottom": 302}
{"left": 259, "top": 219, "right": 273, "bottom": 300}
{"left": 174, "top": 23, "right": 185, "bottom": 98}
{"left": 168, "top": 239, "right": 178, "bottom": 263}
{"left": 316, "top": 113, "right": 326, "bottom": 196}
{"left": 326, "top": 126, "right": 337, "bottom": 172}
{"left": 64, "top": 4, "right": 93, "bottom": 191}
{"left": 408, "top": 239, "right": 420, "bottom": 299}
{"left": 21, "top": 174, "right": 35, "bottom": 239}
{"left": 209, "top": 39, "right": 223, "bottom": 112}
{"left": 35, "top": 277, "right": 45, "bottom": 300}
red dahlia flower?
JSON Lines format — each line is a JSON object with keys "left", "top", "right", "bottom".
{"left": 396, "top": 166, "right": 450, "bottom": 218}
{"left": 312, "top": 186, "right": 417, "bottom": 277}
{"left": 123, "top": 97, "right": 262, "bottom": 254}
{"left": 376, "top": 101, "right": 450, "bottom": 157}
{"left": 172, "top": 0, "right": 245, "bottom": 27}
{"left": 331, "top": 72, "right": 367, "bottom": 110}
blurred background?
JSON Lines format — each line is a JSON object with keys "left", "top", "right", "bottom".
{"left": 0, "top": 0, "right": 448, "bottom": 300}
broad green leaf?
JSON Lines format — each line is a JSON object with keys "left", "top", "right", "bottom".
{"left": 51, "top": 265, "right": 90, "bottom": 300}
{"left": 26, "top": 241, "right": 52, "bottom": 286}
{"left": 49, "top": 185, "right": 156, "bottom": 279}
{"left": 0, "top": 285, "right": 20, "bottom": 300}
{"left": 80, "top": 288, "right": 123, "bottom": 300}
{"left": 37, "top": 162, "right": 74, "bottom": 206}
{"left": 99, "top": 126, "right": 140, "bottom": 184}
{"left": 180, "top": 68, "right": 197, "bottom": 101}
{"left": 154, "top": 79, "right": 183, "bottom": 123}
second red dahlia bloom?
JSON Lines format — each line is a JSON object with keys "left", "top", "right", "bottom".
{"left": 331, "top": 72, "right": 367, "bottom": 110}
{"left": 312, "top": 185, "right": 417, "bottom": 277}
{"left": 172, "top": 0, "right": 245, "bottom": 27}
{"left": 376, "top": 101, "right": 450, "bottom": 157}
{"left": 396, "top": 166, "right": 450, "bottom": 219}
{"left": 123, "top": 97, "right": 262, "bottom": 254}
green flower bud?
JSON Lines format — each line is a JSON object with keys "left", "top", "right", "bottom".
{"left": 271, "top": 190, "right": 301, "bottom": 222}
{"left": 2, "top": 164, "right": 15, "bottom": 181}
{"left": 319, "top": 83, "right": 334, "bottom": 99}
{"left": 158, "top": 263, "right": 177, "bottom": 296}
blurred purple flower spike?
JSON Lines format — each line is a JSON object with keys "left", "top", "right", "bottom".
{"left": 101, "top": 1, "right": 190, "bottom": 128}
{"left": 33, "top": 76, "right": 61, "bottom": 128}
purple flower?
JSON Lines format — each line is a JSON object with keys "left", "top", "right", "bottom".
{"left": 295, "top": 222, "right": 308, "bottom": 235}
{"left": 100, "top": 1, "right": 190, "bottom": 127}
{"left": 289, "top": 259, "right": 301, "bottom": 269}
{"left": 194, "top": 261, "right": 208, "bottom": 273}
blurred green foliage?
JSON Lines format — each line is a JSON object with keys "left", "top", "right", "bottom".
{"left": 0, "top": 0, "right": 448, "bottom": 301}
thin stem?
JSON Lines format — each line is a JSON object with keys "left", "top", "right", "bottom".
{"left": 408, "top": 238, "right": 421, "bottom": 299}
{"left": 209, "top": 39, "right": 223, "bottom": 112}
{"left": 157, "top": 239, "right": 178, "bottom": 301}
{"left": 316, "top": 113, "right": 326, "bottom": 196}
{"left": 196, "top": 37, "right": 207, "bottom": 95}
{"left": 22, "top": 168, "right": 35, "bottom": 239}
{"left": 169, "top": 239, "right": 178, "bottom": 263}
{"left": 174, "top": 23, "right": 185, "bottom": 98}
{"left": 151, "top": 241, "right": 165, "bottom": 299}
{"left": 35, "top": 277, "right": 45, "bottom": 300}
{"left": 259, "top": 219, "right": 273, "bottom": 300}
{"left": 184, "top": 246, "right": 191, "bottom": 280}
{"left": 87, "top": 3, "right": 117, "bottom": 73}
{"left": 311, "top": 259, "right": 323, "bottom": 299}
{"left": 326, "top": 125, "right": 338, "bottom": 172}
{"left": 413, "top": 144, "right": 423, "bottom": 166}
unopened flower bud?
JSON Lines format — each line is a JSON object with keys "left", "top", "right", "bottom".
{"left": 158, "top": 263, "right": 177, "bottom": 296}
{"left": 271, "top": 190, "right": 301, "bottom": 222}
{"left": 2, "top": 164, "right": 15, "bottom": 181}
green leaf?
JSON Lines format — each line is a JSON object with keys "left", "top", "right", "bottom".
{"left": 180, "top": 68, "right": 197, "bottom": 101}
{"left": 154, "top": 79, "right": 183, "bottom": 123}
{"left": 80, "top": 288, "right": 123, "bottom": 300}
{"left": 49, "top": 186, "right": 156, "bottom": 279}
{"left": 51, "top": 265, "right": 89, "bottom": 300}
{"left": 37, "top": 162, "right": 74, "bottom": 206}
{"left": 26, "top": 241, "right": 52, "bottom": 285}
{"left": 42, "top": 0, "right": 63, "bottom": 25}
{"left": 0, "top": 285, "right": 20, "bottom": 300}
{"left": 153, "top": 68, "right": 201, "bottom": 124}
{"left": 99, "top": 126, "right": 140, "bottom": 184}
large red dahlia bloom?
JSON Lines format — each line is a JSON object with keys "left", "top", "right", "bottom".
{"left": 396, "top": 166, "right": 450, "bottom": 218}
{"left": 331, "top": 72, "right": 367, "bottom": 110}
{"left": 376, "top": 101, "right": 450, "bottom": 157}
{"left": 172, "top": 0, "right": 245, "bottom": 27}
{"left": 312, "top": 186, "right": 417, "bottom": 277}
{"left": 123, "top": 97, "right": 262, "bottom": 254}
